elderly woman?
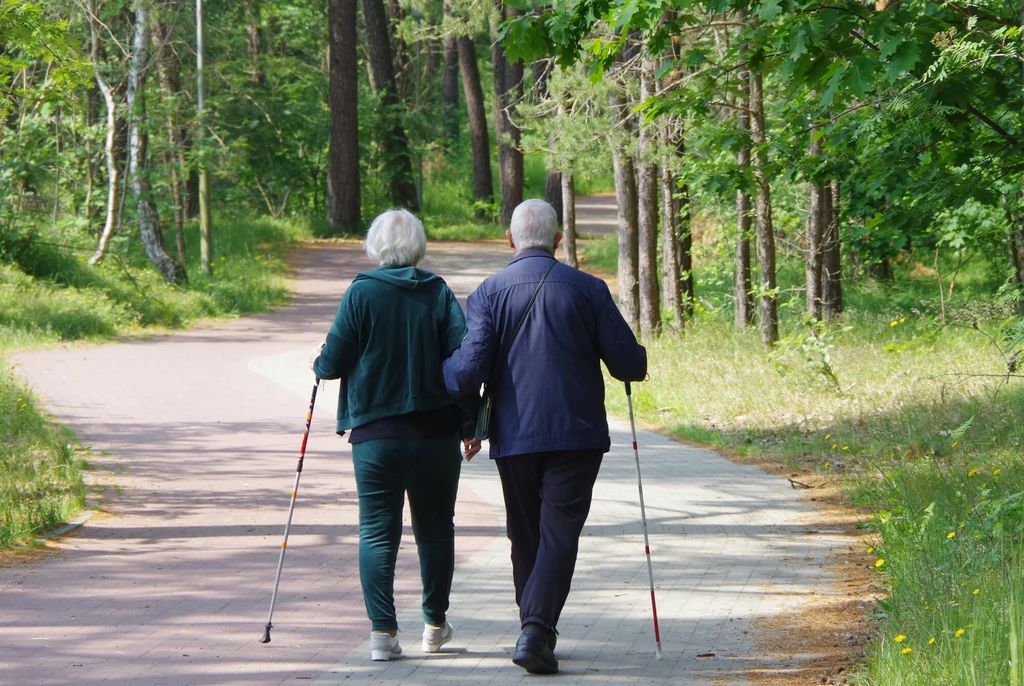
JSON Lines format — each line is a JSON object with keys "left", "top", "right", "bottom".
{"left": 310, "top": 209, "right": 479, "bottom": 661}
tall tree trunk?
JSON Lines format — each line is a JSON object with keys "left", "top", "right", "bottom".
{"left": 244, "top": 0, "right": 263, "bottom": 83}
{"left": 492, "top": 2, "right": 523, "bottom": 227}
{"left": 660, "top": 149, "right": 682, "bottom": 328}
{"left": 749, "top": 69, "right": 777, "bottom": 344}
{"left": 326, "top": 0, "right": 360, "bottom": 231}
{"left": 545, "top": 170, "right": 563, "bottom": 224}
{"left": 805, "top": 132, "right": 824, "bottom": 320}
{"left": 154, "top": 22, "right": 187, "bottom": 265}
{"left": 440, "top": 34, "right": 460, "bottom": 145}
{"left": 610, "top": 89, "right": 640, "bottom": 332}
{"left": 457, "top": 35, "right": 492, "bottom": 206}
{"left": 822, "top": 180, "right": 843, "bottom": 320}
{"left": 637, "top": 54, "right": 661, "bottom": 336}
{"left": 733, "top": 15, "right": 754, "bottom": 329}
{"left": 88, "top": 0, "right": 120, "bottom": 265}
{"left": 1009, "top": 214, "right": 1024, "bottom": 314}
{"left": 561, "top": 171, "right": 577, "bottom": 267}
{"left": 196, "top": 0, "right": 212, "bottom": 274}
{"left": 127, "top": 2, "right": 187, "bottom": 283}
{"left": 362, "top": 0, "right": 419, "bottom": 210}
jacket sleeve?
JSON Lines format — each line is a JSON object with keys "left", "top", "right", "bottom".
{"left": 593, "top": 281, "right": 647, "bottom": 381}
{"left": 440, "top": 286, "right": 480, "bottom": 438}
{"left": 313, "top": 292, "right": 362, "bottom": 381}
{"left": 442, "top": 285, "right": 496, "bottom": 399}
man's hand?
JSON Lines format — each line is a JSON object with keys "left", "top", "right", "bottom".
{"left": 309, "top": 340, "right": 325, "bottom": 371}
{"left": 462, "top": 438, "right": 482, "bottom": 461}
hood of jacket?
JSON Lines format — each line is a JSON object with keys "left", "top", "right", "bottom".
{"left": 355, "top": 266, "right": 442, "bottom": 290}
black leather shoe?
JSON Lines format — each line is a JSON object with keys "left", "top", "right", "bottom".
{"left": 513, "top": 624, "right": 558, "bottom": 674}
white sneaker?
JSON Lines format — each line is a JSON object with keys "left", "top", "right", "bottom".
{"left": 370, "top": 631, "right": 402, "bottom": 661}
{"left": 421, "top": 621, "right": 454, "bottom": 653}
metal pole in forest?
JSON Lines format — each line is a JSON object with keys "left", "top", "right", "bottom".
{"left": 196, "top": 0, "right": 212, "bottom": 274}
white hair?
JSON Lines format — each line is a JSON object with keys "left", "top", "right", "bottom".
{"left": 510, "top": 199, "right": 559, "bottom": 252}
{"left": 365, "top": 209, "right": 427, "bottom": 266}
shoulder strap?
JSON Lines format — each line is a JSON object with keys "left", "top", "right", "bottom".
{"left": 508, "top": 260, "right": 557, "bottom": 347}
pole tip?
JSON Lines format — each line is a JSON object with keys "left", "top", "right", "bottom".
{"left": 259, "top": 624, "right": 272, "bottom": 644}
{"left": 655, "top": 643, "right": 663, "bottom": 659}
{"left": 625, "top": 381, "right": 632, "bottom": 396}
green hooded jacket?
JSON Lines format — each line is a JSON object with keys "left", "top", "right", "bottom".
{"left": 313, "top": 266, "right": 477, "bottom": 437}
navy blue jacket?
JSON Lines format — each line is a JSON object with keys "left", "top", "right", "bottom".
{"left": 442, "top": 250, "right": 647, "bottom": 458}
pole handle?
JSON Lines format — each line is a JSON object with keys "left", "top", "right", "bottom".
{"left": 624, "top": 381, "right": 632, "bottom": 396}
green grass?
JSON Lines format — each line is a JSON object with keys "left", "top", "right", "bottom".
{"left": 585, "top": 227, "right": 1023, "bottom": 684}
{"left": 0, "top": 363, "right": 85, "bottom": 548}
{"left": 603, "top": 307, "right": 1023, "bottom": 684}
{"left": 0, "top": 212, "right": 311, "bottom": 548}
{"left": 0, "top": 214, "right": 309, "bottom": 351}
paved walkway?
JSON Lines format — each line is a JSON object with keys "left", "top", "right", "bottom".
{"left": 3, "top": 239, "right": 843, "bottom": 685}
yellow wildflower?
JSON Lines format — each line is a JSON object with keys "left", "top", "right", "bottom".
{"left": 842, "top": 445, "right": 849, "bottom": 451}
{"left": 967, "top": 468, "right": 978, "bottom": 477}
{"left": 947, "top": 531, "right": 956, "bottom": 539}
{"left": 890, "top": 321, "right": 898, "bottom": 327}
{"left": 994, "top": 469, "right": 1001, "bottom": 476}
{"left": 220, "top": 256, "right": 226, "bottom": 261}
{"left": 824, "top": 461, "right": 831, "bottom": 469}
{"left": 973, "top": 588, "right": 980, "bottom": 595}
{"left": 825, "top": 433, "right": 831, "bottom": 440}
{"left": 16, "top": 397, "right": 21, "bottom": 402}
{"left": 866, "top": 546, "right": 874, "bottom": 554}
{"left": 928, "top": 637, "right": 935, "bottom": 645}
{"left": 900, "top": 317, "right": 906, "bottom": 323}
{"left": 901, "top": 647, "right": 912, "bottom": 655}
{"left": 894, "top": 634, "right": 906, "bottom": 643}
{"left": 952, "top": 441, "right": 959, "bottom": 448}
{"left": 875, "top": 559, "right": 886, "bottom": 568}
{"left": 955, "top": 628, "right": 965, "bottom": 638}
{"left": 832, "top": 443, "right": 838, "bottom": 449}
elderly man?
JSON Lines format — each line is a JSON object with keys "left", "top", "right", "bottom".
{"left": 442, "top": 199, "right": 647, "bottom": 674}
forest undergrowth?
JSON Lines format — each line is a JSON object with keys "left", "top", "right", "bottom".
{"left": 589, "top": 237, "right": 1024, "bottom": 684}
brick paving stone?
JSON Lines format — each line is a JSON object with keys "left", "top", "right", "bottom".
{"left": 3, "top": 240, "right": 847, "bottom": 685}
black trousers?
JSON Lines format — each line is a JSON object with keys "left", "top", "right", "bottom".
{"left": 495, "top": 450, "right": 604, "bottom": 633}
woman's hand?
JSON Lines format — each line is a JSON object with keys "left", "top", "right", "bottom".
{"left": 462, "top": 438, "right": 482, "bottom": 461}
{"left": 309, "top": 340, "right": 325, "bottom": 370}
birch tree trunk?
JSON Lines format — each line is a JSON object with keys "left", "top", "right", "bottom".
{"left": 127, "top": 1, "right": 186, "bottom": 284}
{"left": 88, "top": 0, "right": 120, "bottom": 265}
{"left": 457, "top": 36, "right": 493, "bottom": 205}
{"left": 326, "top": 0, "right": 360, "bottom": 230}
{"left": 750, "top": 69, "right": 777, "bottom": 344}
{"left": 805, "top": 132, "right": 824, "bottom": 320}
{"left": 610, "top": 89, "right": 640, "bottom": 332}
{"left": 637, "top": 54, "right": 661, "bottom": 336}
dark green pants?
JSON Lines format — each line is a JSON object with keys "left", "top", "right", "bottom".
{"left": 351, "top": 435, "right": 462, "bottom": 632}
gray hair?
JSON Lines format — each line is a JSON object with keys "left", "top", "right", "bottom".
{"left": 365, "top": 209, "right": 427, "bottom": 267}
{"left": 510, "top": 199, "right": 559, "bottom": 252}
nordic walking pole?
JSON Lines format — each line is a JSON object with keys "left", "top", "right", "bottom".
{"left": 260, "top": 377, "right": 321, "bottom": 644}
{"left": 625, "top": 381, "right": 663, "bottom": 659}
